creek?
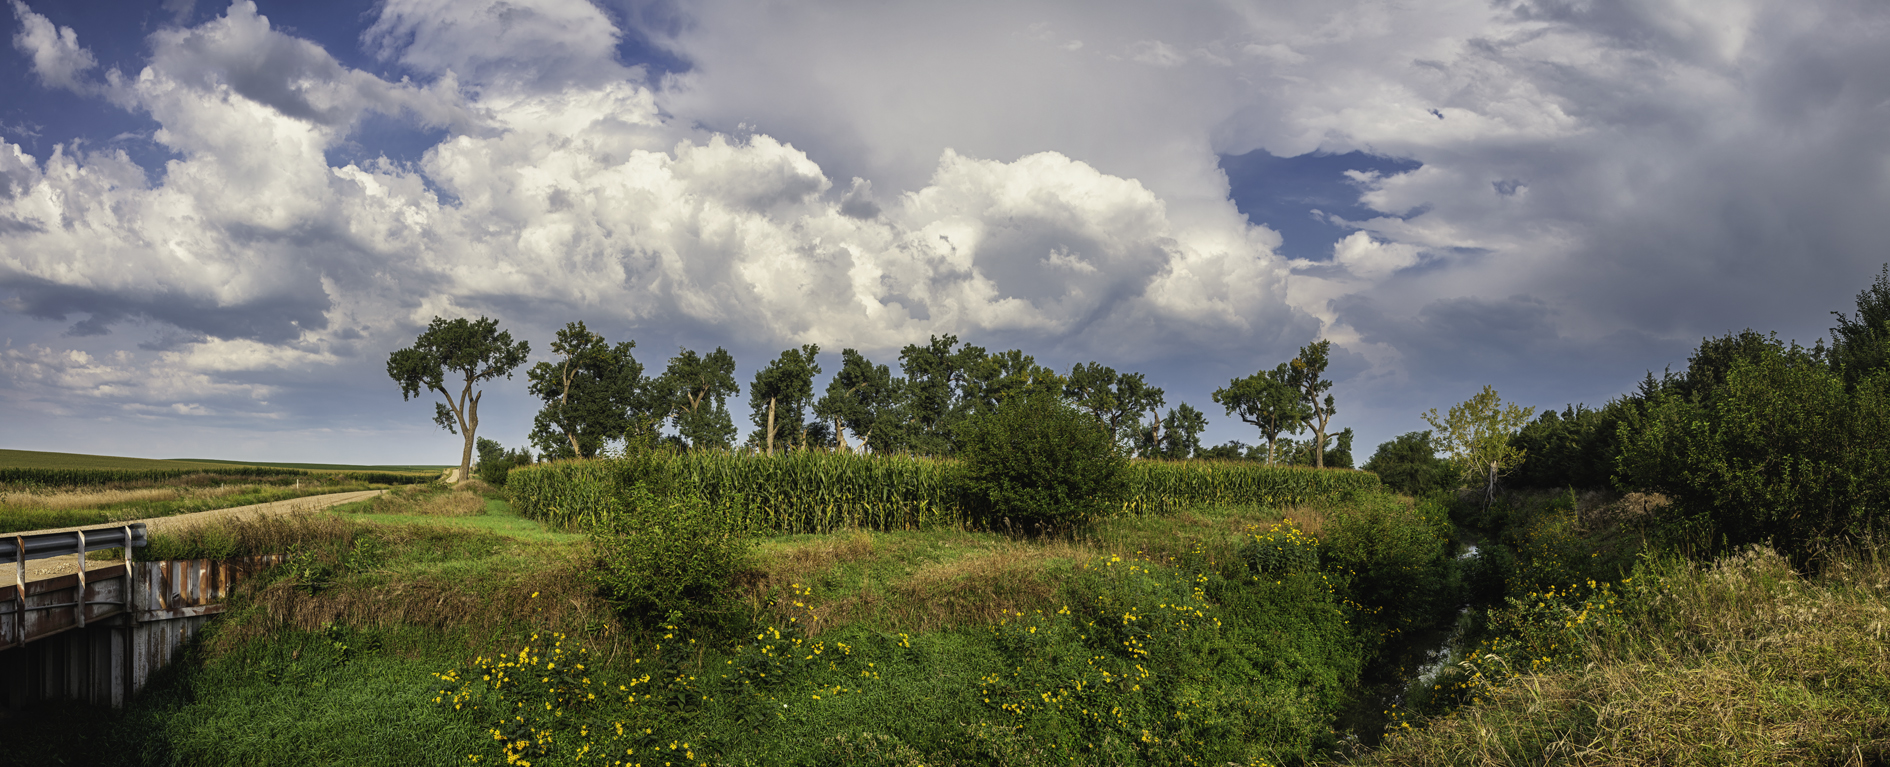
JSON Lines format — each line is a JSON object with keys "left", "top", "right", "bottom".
{"left": 1332, "top": 533, "right": 1487, "bottom": 751}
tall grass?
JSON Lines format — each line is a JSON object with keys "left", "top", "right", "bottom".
{"left": 508, "top": 452, "right": 1382, "bottom": 533}
{"left": 1357, "top": 543, "right": 1890, "bottom": 765}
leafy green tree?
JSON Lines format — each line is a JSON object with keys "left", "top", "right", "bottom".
{"left": 1362, "top": 431, "right": 1453, "bottom": 496}
{"left": 1212, "top": 364, "right": 1305, "bottom": 464}
{"left": 1830, "top": 262, "right": 1890, "bottom": 384}
{"left": 1423, "top": 385, "right": 1536, "bottom": 504}
{"left": 526, "top": 322, "right": 652, "bottom": 459}
{"left": 956, "top": 391, "right": 1127, "bottom": 536}
{"left": 749, "top": 344, "right": 822, "bottom": 454}
{"left": 813, "top": 348, "right": 906, "bottom": 453}
{"left": 1283, "top": 340, "right": 1339, "bottom": 469}
{"left": 1196, "top": 440, "right": 1252, "bottom": 461}
{"left": 1064, "top": 362, "right": 1166, "bottom": 450}
{"left": 659, "top": 347, "right": 740, "bottom": 450}
{"left": 387, "top": 316, "right": 530, "bottom": 482}
{"left": 1508, "top": 404, "right": 1627, "bottom": 489}
{"left": 1155, "top": 402, "right": 1208, "bottom": 458}
{"left": 898, "top": 335, "right": 982, "bottom": 455}
{"left": 964, "top": 349, "right": 1065, "bottom": 418}
{"left": 1325, "top": 427, "right": 1355, "bottom": 469}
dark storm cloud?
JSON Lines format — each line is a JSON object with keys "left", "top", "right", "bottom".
{"left": 2, "top": 274, "right": 329, "bottom": 342}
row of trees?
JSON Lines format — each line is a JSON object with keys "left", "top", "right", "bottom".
{"left": 388, "top": 317, "right": 1364, "bottom": 482}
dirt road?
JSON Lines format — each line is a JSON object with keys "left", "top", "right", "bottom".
{"left": 17, "top": 489, "right": 385, "bottom": 582}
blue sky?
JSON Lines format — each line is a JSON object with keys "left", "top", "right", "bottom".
{"left": 3, "top": 0, "right": 1887, "bottom": 465}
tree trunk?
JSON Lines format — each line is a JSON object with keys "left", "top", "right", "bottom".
{"left": 835, "top": 416, "right": 852, "bottom": 453}
{"left": 562, "top": 357, "right": 581, "bottom": 458}
{"left": 1150, "top": 411, "right": 1163, "bottom": 458}
{"left": 766, "top": 397, "right": 776, "bottom": 456}
{"left": 457, "top": 385, "right": 480, "bottom": 484}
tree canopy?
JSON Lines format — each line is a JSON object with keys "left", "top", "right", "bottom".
{"left": 386, "top": 316, "right": 530, "bottom": 482}
{"left": 660, "top": 347, "right": 741, "bottom": 451}
{"left": 525, "top": 322, "right": 653, "bottom": 460}
{"left": 1212, "top": 364, "right": 1305, "bottom": 465}
{"left": 1422, "top": 385, "right": 1534, "bottom": 503}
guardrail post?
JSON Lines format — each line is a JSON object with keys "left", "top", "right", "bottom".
{"left": 75, "top": 530, "right": 86, "bottom": 629}
{"left": 13, "top": 536, "right": 23, "bottom": 648}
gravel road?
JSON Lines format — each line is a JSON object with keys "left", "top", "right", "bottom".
{"left": 17, "top": 489, "right": 385, "bottom": 582}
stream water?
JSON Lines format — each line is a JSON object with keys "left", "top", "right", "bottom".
{"left": 1331, "top": 537, "right": 1485, "bottom": 751}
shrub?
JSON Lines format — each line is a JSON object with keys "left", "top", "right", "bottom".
{"left": 474, "top": 438, "right": 532, "bottom": 486}
{"left": 1239, "top": 519, "right": 1320, "bottom": 576}
{"left": 1319, "top": 490, "right": 1457, "bottom": 632}
{"left": 591, "top": 483, "right": 754, "bottom": 627}
{"left": 955, "top": 392, "right": 1127, "bottom": 535}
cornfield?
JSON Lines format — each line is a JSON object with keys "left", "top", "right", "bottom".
{"left": 508, "top": 453, "right": 1380, "bottom": 533}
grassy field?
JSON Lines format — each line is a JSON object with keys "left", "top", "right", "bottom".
{"left": 4, "top": 479, "right": 1883, "bottom": 765}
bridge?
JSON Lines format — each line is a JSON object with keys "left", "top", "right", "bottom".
{"left": 0, "top": 525, "right": 282, "bottom": 709}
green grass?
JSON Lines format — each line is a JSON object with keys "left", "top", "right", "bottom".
{"left": 336, "top": 494, "right": 588, "bottom": 545}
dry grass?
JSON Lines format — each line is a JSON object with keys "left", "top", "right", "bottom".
{"left": 0, "top": 484, "right": 254, "bottom": 511}
{"left": 736, "top": 532, "right": 1089, "bottom": 635}
{"left": 1354, "top": 543, "right": 1890, "bottom": 766}
{"left": 181, "top": 511, "right": 613, "bottom": 655}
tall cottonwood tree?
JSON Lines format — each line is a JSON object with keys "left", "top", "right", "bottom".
{"left": 962, "top": 349, "right": 1065, "bottom": 418}
{"left": 1064, "top": 362, "right": 1165, "bottom": 451}
{"left": 898, "top": 335, "right": 981, "bottom": 455}
{"left": 1284, "top": 340, "right": 1338, "bottom": 469}
{"left": 386, "top": 316, "right": 530, "bottom": 482}
{"left": 814, "top": 348, "right": 905, "bottom": 453}
{"left": 1157, "top": 403, "right": 1208, "bottom": 458}
{"left": 749, "top": 344, "right": 822, "bottom": 454}
{"left": 1213, "top": 364, "right": 1305, "bottom": 465}
{"left": 660, "top": 347, "right": 741, "bottom": 450}
{"left": 526, "top": 322, "right": 650, "bottom": 459}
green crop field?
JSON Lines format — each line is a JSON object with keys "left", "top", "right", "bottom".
{"left": 0, "top": 449, "right": 240, "bottom": 471}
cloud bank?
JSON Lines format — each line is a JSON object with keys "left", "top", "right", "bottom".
{"left": 3, "top": 0, "right": 1888, "bottom": 462}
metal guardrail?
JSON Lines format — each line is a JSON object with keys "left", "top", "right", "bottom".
{"left": 0, "top": 524, "right": 146, "bottom": 565}
{"left": 3, "top": 524, "right": 145, "bottom": 645}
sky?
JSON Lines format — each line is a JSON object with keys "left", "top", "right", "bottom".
{"left": 2, "top": 0, "right": 1888, "bottom": 466}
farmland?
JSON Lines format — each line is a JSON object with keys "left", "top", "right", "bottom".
{"left": 0, "top": 449, "right": 437, "bottom": 533}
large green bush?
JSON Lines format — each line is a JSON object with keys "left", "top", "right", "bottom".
{"left": 1617, "top": 340, "right": 1890, "bottom": 561}
{"left": 955, "top": 392, "right": 1127, "bottom": 535}
{"left": 1318, "top": 491, "right": 1458, "bottom": 633}
{"left": 591, "top": 484, "right": 754, "bottom": 627}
